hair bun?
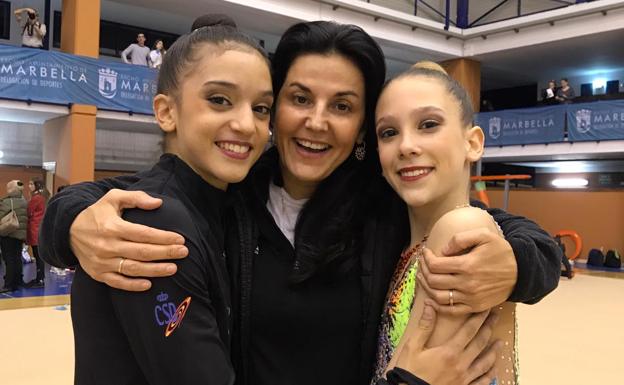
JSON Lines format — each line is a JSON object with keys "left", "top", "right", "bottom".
{"left": 191, "top": 14, "right": 237, "bottom": 32}
{"left": 411, "top": 60, "right": 448, "bottom": 75}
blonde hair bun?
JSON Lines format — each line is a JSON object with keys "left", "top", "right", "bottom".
{"left": 411, "top": 60, "right": 448, "bottom": 75}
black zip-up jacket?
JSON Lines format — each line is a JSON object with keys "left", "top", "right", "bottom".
{"left": 40, "top": 151, "right": 561, "bottom": 385}
{"left": 70, "top": 154, "right": 235, "bottom": 384}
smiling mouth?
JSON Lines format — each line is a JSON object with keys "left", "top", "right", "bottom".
{"left": 294, "top": 138, "right": 331, "bottom": 153}
{"left": 398, "top": 167, "right": 433, "bottom": 181}
{"left": 216, "top": 142, "right": 251, "bottom": 154}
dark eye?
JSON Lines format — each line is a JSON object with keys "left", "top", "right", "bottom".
{"left": 253, "top": 105, "right": 271, "bottom": 116}
{"left": 420, "top": 120, "right": 439, "bottom": 130}
{"left": 334, "top": 102, "right": 351, "bottom": 113}
{"left": 208, "top": 96, "right": 231, "bottom": 106}
{"left": 378, "top": 127, "right": 398, "bottom": 139}
{"left": 294, "top": 95, "right": 308, "bottom": 105}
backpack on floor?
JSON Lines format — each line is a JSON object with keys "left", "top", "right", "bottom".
{"left": 587, "top": 248, "right": 605, "bottom": 266}
{"left": 604, "top": 250, "right": 621, "bottom": 269}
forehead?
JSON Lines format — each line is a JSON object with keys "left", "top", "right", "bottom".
{"left": 285, "top": 53, "right": 364, "bottom": 93}
{"left": 183, "top": 47, "right": 270, "bottom": 87}
{"left": 377, "top": 75, "right": 456, "bottom": 114}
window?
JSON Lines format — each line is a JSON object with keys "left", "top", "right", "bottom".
{"left": 0, "top": 1, "right": 10, "bottom": 40}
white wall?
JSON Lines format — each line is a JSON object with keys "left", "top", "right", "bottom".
{"left": 364, "top": 0, "right": 575, "bottom": 26}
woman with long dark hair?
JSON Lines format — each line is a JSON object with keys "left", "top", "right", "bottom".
{"left": 40, "top": 19, "right": 560, "bottom": 385}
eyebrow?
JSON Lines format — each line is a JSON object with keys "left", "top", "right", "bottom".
{"left": 203, "top": 80, "right": 273, "bottom": 98}
{"left": 376, "top": 106, "right": 445, "bottom": 126}
{"left": 288, "top": 82, "right": 360, "bottom": 98}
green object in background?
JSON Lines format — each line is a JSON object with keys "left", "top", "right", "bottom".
{"left": 474, "top": 181, "right": 486, "bottom": 191}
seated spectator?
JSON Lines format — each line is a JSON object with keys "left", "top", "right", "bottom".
{"left": 14, "top": 7, "right": 46, "bottom": 49}
{"left": 556, "top": 78, "right": 575, "bottom": 104}
{"left": 121, "top": 33, "right": 150, "bottom": 66}
{"left": 149, "top": 40, "right": 166, "bottom": 69}
{"left": 541, "top": 80, "right": 558, "bottom": 104}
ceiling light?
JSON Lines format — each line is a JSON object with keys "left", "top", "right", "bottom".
{"left": 551, "top": 178, "right": 588, "bottom": 188}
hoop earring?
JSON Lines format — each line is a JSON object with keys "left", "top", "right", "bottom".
{"left": 355, "top": 141, "right": 366, "bottom": 161}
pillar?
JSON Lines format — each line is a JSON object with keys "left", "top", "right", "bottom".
{"left": 43, "top": 0, "right": 100, "bottom": 189}
{"left": 440, "top": 58, "right": 481, "bottom": 114}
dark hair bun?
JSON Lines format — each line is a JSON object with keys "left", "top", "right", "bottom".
{"left": 191, "top": 14, "right": 237, "bottom": 32}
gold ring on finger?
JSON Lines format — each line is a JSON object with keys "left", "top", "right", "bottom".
{"left": 118, "top": 257, "right": 126, "bottom": 275}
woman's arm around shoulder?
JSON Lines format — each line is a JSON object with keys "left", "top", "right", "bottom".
{"left": 484, "top": 206, "right": 561, "bottom": 304}
{"left": 110, "top": 196, "right": 234, "bottom": 385}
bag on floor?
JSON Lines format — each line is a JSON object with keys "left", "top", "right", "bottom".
{"left": 21, "top": 245, "right": 33, "bottom": 264}
{"left": 604, "top": 250, "right": 621, "bottom": 269}
{"left": 0, "top": 199, "right": 20, "bottom": 236}
{"left": 587, "top": 248, "right": 605, "bottom": 266}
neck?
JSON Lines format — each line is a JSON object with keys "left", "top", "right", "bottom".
{"left": 166, "top": 144, "right": 228, "bottom": 191}
{"left": 406, "top": 186, "right": 470, "bottom": 248}
{"left": 280, "top": 165, "right": 318, "bottom": 200}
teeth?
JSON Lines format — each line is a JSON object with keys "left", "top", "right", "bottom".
{"left": 400, "top": 169, "right": 428, "bottom": 177}
{"left": 296, "top": 139, "right": 329, "bottom": 150}
{"left": 218, "top": 142, "right": 250, "bottom": 153}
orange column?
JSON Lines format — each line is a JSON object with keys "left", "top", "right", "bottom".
{"left": 440, "top": 58, "right": 481, "bottom": 114}
{"left": 43, "top": 0, "right": 100, "bottom": 189}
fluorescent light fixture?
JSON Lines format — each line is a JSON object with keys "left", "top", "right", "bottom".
{"left": 42, "top": 161, "right": 56, "bottom": 171}
{"left": 551, "top": 178, "right": 588, "bottom": 188}
{"left": 592, "top": 78, "right": 606, "bottom": 90}
{"left": 0, "top": 150, "right": 3, "bottom": 159}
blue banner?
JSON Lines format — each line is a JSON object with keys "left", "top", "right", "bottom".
{"left": 566, "top": 100, "right": 624, "bottom": 142}
{"left": 475, "top": 105, "right": 566, "bottom": 147}
{"left": 0, "top": 44, "right": 157, "bottom": 115}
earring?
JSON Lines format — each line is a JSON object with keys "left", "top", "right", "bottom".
{"left": 355, "top": 141, "right": 366, "bottom": 161}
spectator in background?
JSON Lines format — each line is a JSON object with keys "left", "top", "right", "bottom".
{"left": 14, "top": 7, "right": 46, "bottom": 49}
{"left": 556, "top": 78, "right": 575, "bottom": 104}
{"left": 121, "top": 33, "right": 150, "bottom": 66}
{"left": 149, "top": 40, "right": 166, "bottom": 69}
{"left": 25, "top": 177, "right": 49, "bottom": 288}
{"left": 542, "top": 80, "right": 558, "bottom": 104}
{"left": 0, "top": 180, "right": 28, "bottom": 293}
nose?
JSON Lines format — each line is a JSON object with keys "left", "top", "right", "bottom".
{"left": 229, "top": 106, "right": 256, "bottom": 136}
{"left": 304, "top": 105, "right": 328, "bottom": 132}
{"left": 398, "top": 130, "right": 421, "bottom": 159}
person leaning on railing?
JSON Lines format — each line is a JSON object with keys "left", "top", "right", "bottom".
{"left": 555, "top": 78, "right": 575, "bottom": 104}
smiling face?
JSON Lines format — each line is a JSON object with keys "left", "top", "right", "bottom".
{"left": 274, "top": 53, "right": 365, "bottom": 198}
{"left": 376, "top": 75, "right": 484, "bottom": 211}
{"left": 154, "top": 45, "right": 273, "bottom": 190}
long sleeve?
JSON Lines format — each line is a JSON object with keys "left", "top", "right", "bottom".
{"left": 39, "top": 174, "right": 140, "bottom": 268}
{"left": 109, "top": 200, "right": 234, "bottom": 384}
{"left": 484, "top": 205, "right": 561, "bottom": 304}
{"left": 121, "top": 45, "right": 132, "bottom": 64}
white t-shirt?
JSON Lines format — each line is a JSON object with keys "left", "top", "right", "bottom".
{"left": 21, "top": 22, "right": 46, "bottom": 48}
{"left": 266, "top": 183, "right": 308, "bottom": 247}
{"left": 149, "top": 50, "right": 163, "bottom": 69}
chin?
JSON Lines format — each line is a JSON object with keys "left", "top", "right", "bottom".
{"left": 399, "top": 190, "right": 431, "bottom": 209}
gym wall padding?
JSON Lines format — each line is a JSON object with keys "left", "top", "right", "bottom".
{"left": 484, "top": 189, "right": 624, "bottom": 260}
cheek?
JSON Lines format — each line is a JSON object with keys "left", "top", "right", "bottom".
{"left": 274, "top": 105, "right": 298, "bottom": 138}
